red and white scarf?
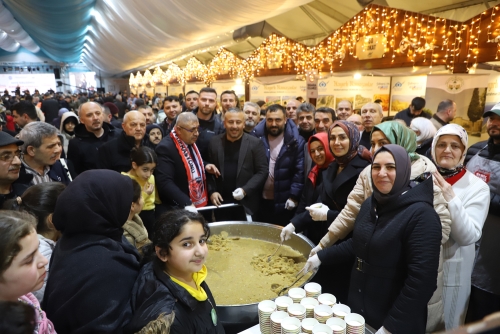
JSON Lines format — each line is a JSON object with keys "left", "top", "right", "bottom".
{"left": 170, "top": 129, "right": 208, "bottom": 207}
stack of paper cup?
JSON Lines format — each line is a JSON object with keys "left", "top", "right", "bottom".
{"left": 270, "top": 311, "right": 288, "bottom": 334}
{"left": 318, "top": 293, "right": 337, "bottom": 307}
{"left": 281, "top": 317, "right": 302, "bottom": 334}
{"left": 258, "top": 300, "right": 276, "bottom": 334}
{"left": 332, "top": 304, "right": 351, "bottom": 320}
{"left": 276, "top": 296, "right": 294, "bottom": 312}
{"left": 288, "top": 287, "right": 306, "bottom": 303}
{"left": 301, "top": 318, "right": 319, "bottom": 334}
{"left": 288, "top": 303, "right": 307, "bottom": 321}
{"left": 313, "top": 304, "right": 333, "bottom": 324}
{"left": 326, "top": 317, "right": 347, "bottom": 334}
{"left": 312, "top": 323, "right": 333, "bottom": 334}
{"left": 300, "top": 297, "right": 319, "bottom": 318}
{"left": 344, "top": 313, "right": 365, "bottom": 334}
{"left": 304, "top": 282, "right": 322, "bottom": 298}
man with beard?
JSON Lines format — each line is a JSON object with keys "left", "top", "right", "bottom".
{"left": 18, "top": 122, "right": 71, "bottom": 186}
{"left": 138, "top": 105, "right": 155, "bottom": 125}
{"left": 336, "top": 100, "right": 353, "bottom": 120}
{"left": 251, "top": 104, "right": 305, "bottom": 226}
{"left": 360, "top": 102, "right": 383, "bottom": 148}
{"left": 297, "top": 102, "right": 316, "bottom": 182}
{"left": 193, "top": 87, "right": 224, "bottom": 161}
{"left": 431, "top": 99, "right": 457, "bottom": 131}
{"left": 68, "top": 102, "right": 121, "bottom": 176}
{"left": 98, "top": 111, "right": 146, "bottom": 173}
{"left": 465, "top": 103, "right": 500, "bottom": 326}
{"left": 243, "top": 101, "right": 260, "bottom": 133}
{"left": 394, "top": 97, "right": 429, "bottom": 126}
{"left": 159, "top": 96, "right": 182, "bottom": 134}
{"left": 285, "top": 99, "right": 300, "bottom": 126}
{"left": 0, "top": 132, "right": 32, "bottom": 207}
{"left": 183, "top": 90, "right": 199, "bottom": 112}
{"left": 207, "top": 108, "right": 268, "bottom": 220}
{"left": 216, "top": 90, "right": 239, "bottom": 123}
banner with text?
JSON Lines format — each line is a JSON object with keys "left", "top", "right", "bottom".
{"left": 0, "top": 74, "right": 56, "bottom": 94}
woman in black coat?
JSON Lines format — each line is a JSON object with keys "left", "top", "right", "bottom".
{"left": 304, "top": 144, "right": 442, "bottom": 334}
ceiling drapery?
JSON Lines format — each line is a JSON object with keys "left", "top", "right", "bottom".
{"left": 0, "top": 2, "right": 39, "bottom": 53}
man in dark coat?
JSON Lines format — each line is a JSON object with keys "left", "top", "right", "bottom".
{"left": 393, "top": 97, "right": 429, "bottom": 126}
{"left": 114, "top": 94, "right": 127, "bottom": 119}
{"left": 67, "top": 102, "right": 121, "bottom": 176}
{"left": 251, "top": 104, "right": 305, "bottom": 226}
{"left": 41, "top": 93, "right": 61, "bottom": 123}
{"left": 207, "top": 108, "right": 268, "bottom": 219}
{"left": 98, "top": 111, "right": 146, "bottom": 173}
{"left": 193, "top": 87, "right": 225, "bottom": 161}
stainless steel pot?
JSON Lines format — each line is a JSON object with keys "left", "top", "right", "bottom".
{"left": 208, "top": 221, "right": 317, "bottom": 327}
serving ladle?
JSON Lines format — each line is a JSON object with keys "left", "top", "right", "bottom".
{"left": 275, "top": 268, "right": 316, "bottom": 296}
{"left": 267, "top": 241, "right": 283, "bottom": 262}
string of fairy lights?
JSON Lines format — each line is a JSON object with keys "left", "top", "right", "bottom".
{"left": 129, "top": 4, "right": 500, "bottom": 88}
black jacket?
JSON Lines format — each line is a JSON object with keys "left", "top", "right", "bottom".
{"left": 41, "top": 98, "right": 60, "bottom": 123}
{"left": 19, "top": 159, "right": 72, "bottom": 186}
{"left": 114, "top": 101, "right": 127, "bottom": 118}
{"left": 318, "top": 177, "right": 441, "bottom": 333}
{"left": 415, "top": 137, "right": 433, "bottom": 156}
{"left": 207, "top": 133, "right": 268, "bottom": 215}
{"left": 0, "top": 172, "right": 33, "bottom": 208}
{"left": 98, "top": 131, "right": 137, "bottom": 173}
{"left": 67, "top": 122, "right": 121, "bottom": 176}
{"left": 155, "top": 134, "right": 198, "bottom": 209}
{"left": 393, "top": 107, "right": 431, "bottom": 126}
{"left": 125, "top": 262, "right": 225, "bottom": 334}
{"left": 193, "top": 108, "right": 225, "bottom": 162}
{"left": 43, "top": 170, "right": 140, "bottom": 334}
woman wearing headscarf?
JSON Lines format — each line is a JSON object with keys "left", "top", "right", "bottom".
{"left": 42, "top": 170, "right": 141, "bottom": 333}
{"left": 310, "top": 121, "right": 451, "bottom": 331}
{"left": 430, "top": 124, "right": 490, "bottom": 329}
{"left": 304, "top": 144, "right": 442, "bottom": 334}
{"left": 410, "top": 117, "right": 437, "bottom": 155}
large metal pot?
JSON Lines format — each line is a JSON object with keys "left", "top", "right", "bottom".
{"left": 208, "top": 221, "right": 316, "bottom": 329}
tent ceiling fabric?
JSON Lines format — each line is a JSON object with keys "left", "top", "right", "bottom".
{"left": 1, "top": 0, "right": 499, "bottom": 76}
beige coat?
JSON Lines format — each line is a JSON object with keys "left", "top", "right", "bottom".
{"left": 123, "top": 214, "right": 151, "bottom": 252}
{"left": 319, "top": 154, "right": 451, "bottom": 332}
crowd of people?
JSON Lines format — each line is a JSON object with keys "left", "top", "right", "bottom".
{"left": 0, "top": 87, "right": 498, "bottom": 334}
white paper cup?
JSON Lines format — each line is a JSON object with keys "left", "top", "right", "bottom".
{"left": 301, "top": 318, "right": 319, "bottom": 332}
{"left": 332, "top": 304, "right": 351, "bottom": 319}
{"left": 304, "top": 282, "right": 322, "bottom": 297}
{"left": 314, "top": 304, "right": 333, "bottom": 324}
{"left": 318, "top": 293, "right": 337, "bottom": 306}
{"left": 276, "top": 296, "right": 294, "bottom": 311}
{"left": 312, "top": 323, "right": 334, "bottom": 334}
{"left": 288, "top": 303, "right": 307, "bottom": 319}
{"left": 282, "top": 317, "right": 302, "bottom": 333}
{"left": 344, "top": 313, "right": 365, "bottom": 330}
{"left": 271, "top": 310, "right": 289, "bottom": 323}
{"left": 289, "top": 287, "right": 307, "bottom": 302}
{"left": 259, "top": 300, "right": 277, "bottom": 314}
{"left": 326, "top": 317, "right": 346, "bottom": 332}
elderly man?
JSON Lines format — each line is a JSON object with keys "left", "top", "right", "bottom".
{"left": 159, "top": 95, "right": 182, "bottom": 134}
{"left": 18, "top": 122, "right": 70, "bottom": 185}
{"left": 431, "top": 99, "right": 457, "bottom": 130}
{"left": 0, "top": 132, "right": 32, "bottom": 207}
{"left": 243, "top": 101, "right": 260, "bottom": 133}
{"left": 184, "top": 90, "right": 199, "bottom": 112}
{"left": 347, "top": 114, "right": 364, "bottom": 133}
{"left": 207, "top": 108, "right": 268, "bottom": 220}
{"left": 360, "top": 102, "right": 384, "bottom": 148}
{"left": 251, "top": 104, "right": 305, "bottom": 226}
{"left": 67, "top": 102, "right": 121, "bottom": 176}
{"left": 336, "top": 100, "right": 353, "bottom": 120}
{"left": 155, "top": 112, "right": 208, "bottom": 214}
{"left": 98, "top": 111, "right": 146, "bottom": 173}
{"left": 314, "top": 107, "right": 336, "bottom": 133}
{"left": 12, "top": 100, "right": 38, "bottom": 130}
{"left": 286, "top": 99, "right": 300, "bottom": 126}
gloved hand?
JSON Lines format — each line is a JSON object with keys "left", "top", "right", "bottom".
{"left": 280, "top": 223, "right": 295, "bottom": 243}
{"left": 285, "top": 199, "right": 297, "bottom": 210}
{"left": 375, "top": 326, "right": 391, "bottom": 334}
{"left": 303, "top": 254, "right": 321, "bottom": 273}
{"left": 309, "top": 244, "right": 323, "bottom": 257}
{"left": 306, "top": 203, "right": 329, "bottom": 221}
{"left": 184, "top": 205, "right": 198, "bottom": 213}
{"left": 232, "top": 188, "right": 245, "bottom": 201}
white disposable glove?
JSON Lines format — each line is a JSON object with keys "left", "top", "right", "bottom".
{"left": 303, "top": 254, "right": 321, "bottom": 273}
{"left": 375, "top": 326, "right": 391, "bottom": 334}
{"left": 184, "top": 205, "right": 198, "bottom": 213}
{"left": 285, "top": 199, "right": 297, "bottom": 210}
{"left": 309, "top": 244, "right": 323, "bottom": 257}
{"left": 280, "top": 223, "right": 295, "bottom": 243}
{"left": 232, "top": 188, "right": 245, "bottom": 201}
{"left": 305, "top": 203, "right": 329, "bottom": 221}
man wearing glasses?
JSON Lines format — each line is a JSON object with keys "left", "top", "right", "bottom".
{"left": 155, "top": 112, "right": 209, "bottom": 216}
{"left": 0, "top": 131, "right": 32, "bottom": 207}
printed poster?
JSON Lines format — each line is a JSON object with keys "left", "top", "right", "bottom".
{"left": 390, "top": 76, "right": 427, "bottom": 115}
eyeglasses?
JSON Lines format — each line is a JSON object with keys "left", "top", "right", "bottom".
{"left": 0, "top": 150, "right": 21, "bottom": 163}
{"left": 178, "top": 126, "right": 200, "bottom": 133}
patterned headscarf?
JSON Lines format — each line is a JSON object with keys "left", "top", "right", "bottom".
{"left": 431, "top": 124, "right": 468, "bottom": 179}
{"left": 372, "top": 121, "right": 420, "bottom": 161}
{"left": 329, "top": 120, "right": 371, "bottom": 167}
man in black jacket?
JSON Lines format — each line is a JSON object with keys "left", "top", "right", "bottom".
{"left": 465, "top": 104, "right": 500, "bottom": 326}
{"left": 393, "top": 97, "right": 429, "bottom": 126}
{"left": 98, "top": 111, "right": 146, "bottom": 173}
{"left": 207, "top": 108, "right": 268, "bottom": 220}
{"left": 41, "top": 93, "right": 61, "bottom": 124}
{"left": 193, "top": 87, "right": 224, "bottom": 161}
{"left": 67, "top": 102, "right": 121, "bottom": 176}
